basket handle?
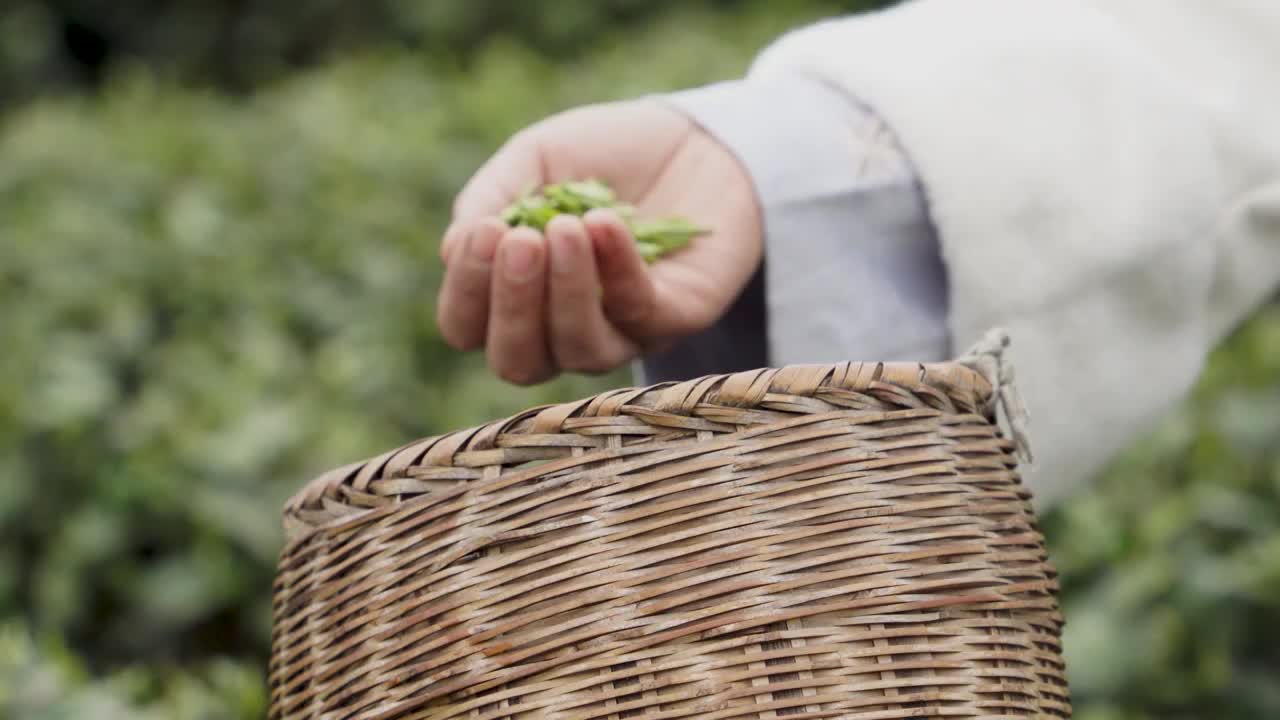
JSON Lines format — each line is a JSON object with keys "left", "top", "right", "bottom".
{"left": 958, "top": 327, "right": 1034, "bottom": 464}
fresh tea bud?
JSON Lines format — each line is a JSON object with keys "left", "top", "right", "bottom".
{"left": 502, "top": 178, "right": 708, "bottom": 263}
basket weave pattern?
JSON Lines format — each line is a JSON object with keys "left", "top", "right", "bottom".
{"left": 270, "top": 362, "right": 1070, "bottom": 719}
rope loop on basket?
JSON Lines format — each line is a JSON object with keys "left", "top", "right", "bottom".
{"left": 958, "top": 327, "right": 1034, "bottom": 465}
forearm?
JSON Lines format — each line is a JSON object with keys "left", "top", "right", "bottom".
{"left": 750, "top": 0, "right": 1280, "bottom": 509}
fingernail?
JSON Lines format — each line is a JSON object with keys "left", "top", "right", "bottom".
{"left": 503, "top": 237, "right": 541, "bottom": 281}
{"left": 470, "top": 227, "right": 498, "bottom": 263}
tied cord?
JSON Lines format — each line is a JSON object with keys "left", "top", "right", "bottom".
{"left": 957, "top": 328, "right": 1034, "bottom": 465}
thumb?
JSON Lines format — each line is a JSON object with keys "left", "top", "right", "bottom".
{"left": 442, "top": 129, "right": 545, "bottom": 263}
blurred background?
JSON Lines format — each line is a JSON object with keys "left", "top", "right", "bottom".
{"left": 1, "top": 1, "right": 1277, "bottom": 718}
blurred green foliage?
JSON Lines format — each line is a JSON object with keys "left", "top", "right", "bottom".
{"left": 0, "top": 1, "right": 1277, "bottom": 719}
{"left": 0, "top": 0, "right": 884, "bottom": 104}
{"left": 1046, "top": 304, "right": 1280, "bottom": 720}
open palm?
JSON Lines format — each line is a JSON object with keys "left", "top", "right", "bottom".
{"left": 437, "top": 99, "right": 762, "bottom": 384}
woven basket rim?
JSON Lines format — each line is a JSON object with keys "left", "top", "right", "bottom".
{"left": 282, "top": 360, "right": 994, "bottom": 540}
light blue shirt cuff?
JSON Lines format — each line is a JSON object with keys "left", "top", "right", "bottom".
{"left": 639, "top": 74, "right": 951, "bottom": 384}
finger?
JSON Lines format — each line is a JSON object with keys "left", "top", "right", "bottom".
{"left": 440, "top": 220, "right": 468, "bottom": 265}
{"left": 584, "top": 208, "right": 659, "bottom": 339}
{"left": 455, "top": 132, "right": 541, "bottom": 218}
{"left": 487, "top": 226, "right": 554, "bottom": 385}
{"left": 545, "top": 214, "right": 637, "bottom": 373}
{"left": 436, "top": 218, "right": 505, "bottom": 350}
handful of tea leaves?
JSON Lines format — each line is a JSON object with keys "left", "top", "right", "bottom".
{"left": 501, "top": 179, "right": 708, "bottom": 263}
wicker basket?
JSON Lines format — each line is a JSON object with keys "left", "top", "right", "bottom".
{"left": 269, "top": 356, "right": 1070, "bottom": 719}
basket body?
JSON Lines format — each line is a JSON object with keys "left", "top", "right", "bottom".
{"left": 270, "top": 362, "right": 1070, "bottom": 719}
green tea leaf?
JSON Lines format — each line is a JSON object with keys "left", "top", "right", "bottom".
{"left": 501, "top": 178, "right": 708, "bottom": 263}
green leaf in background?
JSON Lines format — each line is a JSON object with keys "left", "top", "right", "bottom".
{"left": 0, "top": 4, "right": 875, "bottom": 717}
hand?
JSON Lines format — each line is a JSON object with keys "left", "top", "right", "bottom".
{"left": 436, "top": 98, "right": 763, "bottom": 385}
